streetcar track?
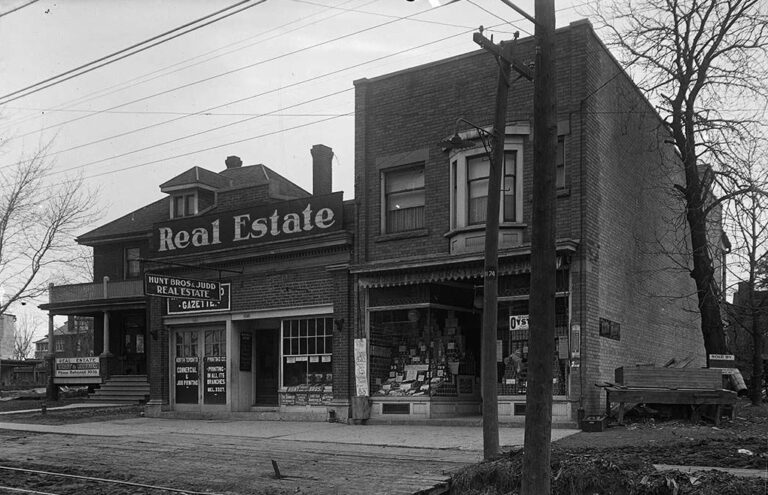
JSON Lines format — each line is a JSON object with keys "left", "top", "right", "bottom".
{"left": 0, "top": 465, "right": 224, "bottom": 495}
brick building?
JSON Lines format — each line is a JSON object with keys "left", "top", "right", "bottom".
{"left": 42, "top": 147, "right": 354, "bottom": 419}
{"left": 33, "top": 316, "right": 95, "bottom": 359}
{"left": 726, "top": 282, "right": 768, "bottom": 385}
{"left": 349, "top": 20, "right": 718, "bottom": 422}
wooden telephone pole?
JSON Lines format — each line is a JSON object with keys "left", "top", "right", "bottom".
{"left": 522, "top": 0, "right": 557, "bottom": 492}
{"left": 473, "top": 31, "right": 532, "bottom": 460}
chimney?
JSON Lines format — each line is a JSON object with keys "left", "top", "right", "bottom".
{"left": 225, "top": 155, "right": 242, "bottom": 169}
{"left": 311, "top": 144, "right": 333, "bottom": 196}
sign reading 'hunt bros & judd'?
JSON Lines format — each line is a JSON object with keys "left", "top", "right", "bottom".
{"left": 151, "top": 192, "right": 343, "bottom": 255}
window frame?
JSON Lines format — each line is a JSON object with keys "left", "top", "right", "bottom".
{"left": 171, "top": 192, "right": 197, "bottom": 219}
{"left": 449, "top": 139, "right": 524, "bottom": 230}
{"left": 380, "top": 163, "right": 426, "bottom": 234}
{"left": 124, "top": 247, "right": 141, "bottom": 280}
{"left": 281, "top": 317, "right": 333, "bottom": 388}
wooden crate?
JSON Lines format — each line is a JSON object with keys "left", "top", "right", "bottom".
{"left": 614, "top": 366, "right": 722, "bottom": 390}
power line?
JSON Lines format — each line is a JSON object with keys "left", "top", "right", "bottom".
{"left": 0, "top": 0, "right": 266, "bottom": 106}
{"left": 0, "top": 25, "right": 477, "bottom": 171}
{"left": 0, "top": 0, "right": 38, "bottom": 19}
{"left": 3, "top": 0, "right": 461, "bottom": 143}
{"left": 0, "top": 0, "right": 370, "bottom": 132}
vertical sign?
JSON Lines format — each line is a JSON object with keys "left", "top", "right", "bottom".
{"left": 354, "top": 338, "right": 369, "bottom": 397}
{"left": 204, "top": 356, "right": 227, "bottom": 404}
{"left": 175, "top": 357, "right": 199, "bottom": 404}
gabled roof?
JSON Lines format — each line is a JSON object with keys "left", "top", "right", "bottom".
{"left": 160, "top": 166, "right": 232, "bottom": 191}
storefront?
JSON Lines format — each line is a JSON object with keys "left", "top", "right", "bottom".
{"left": 355, "top": 254, "right": 574, "bottom": 422}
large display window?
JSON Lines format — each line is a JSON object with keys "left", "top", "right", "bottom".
{"left": 368, "top": 307, "right": 480, "bottom": 399}
{"left": 280, "top": 317, "right": 333, "bottom": 407}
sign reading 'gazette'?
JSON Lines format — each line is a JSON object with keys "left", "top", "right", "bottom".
{"left": 151, "top": 193, "right": 343, "bottom": 255}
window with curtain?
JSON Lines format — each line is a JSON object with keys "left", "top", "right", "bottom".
{"left": 384, "top": 165, "right": 425, "bottom": 233}
{"left": 467, "top": 151, "right": 517, "bottom": 225}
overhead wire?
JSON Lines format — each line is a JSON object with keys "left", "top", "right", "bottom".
{"left": 0, "top": 0, "right": 371, "bottom": 132}
{"left": 0, "top": 25, "right": 478, "bottom": 171}
{"left": 0, "top": 0, "right": 264, "bottom": 106}
{"left": 3, "top": 0, "right": 461, "bottom": 143}
{"left": 0, "top": 0, "right": 39, "bottom": 19}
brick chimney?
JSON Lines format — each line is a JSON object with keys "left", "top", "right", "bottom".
{"left": 311, "top": 144, "right": 333, "bottom": 196}
{"left": 225, "top": 155, "right": 242, "bottom": 169}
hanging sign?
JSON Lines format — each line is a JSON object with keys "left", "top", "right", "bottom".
{"left": 145, "top": 274, "right": 220, "bottom": 301}
{"left": 168, "top": 284, "right": 231, "bottom": 314}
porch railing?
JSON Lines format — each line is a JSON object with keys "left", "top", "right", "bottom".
{"left": 48, "top": 279, "right": 144, "bottom": 304}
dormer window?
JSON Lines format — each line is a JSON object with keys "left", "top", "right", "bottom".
{"left": 172, "top": 193, "right": 197, "bottom": 218}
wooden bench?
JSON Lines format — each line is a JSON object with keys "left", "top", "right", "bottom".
{"left": 604, "top": 367, "right": 737, "bottom": 426}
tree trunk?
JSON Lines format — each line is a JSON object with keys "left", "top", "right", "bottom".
{"left": 686, "top": 188, "right": 728, "bottom": 358}
{"left": 750, "top": 309, "right": 764, "bottom": 406}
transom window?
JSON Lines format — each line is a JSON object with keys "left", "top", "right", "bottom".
{"left": 172, "top": 193, "right": 197, "bottom": 218}
{"left": 382, "top": 165, "right": 425, "bottom": 233}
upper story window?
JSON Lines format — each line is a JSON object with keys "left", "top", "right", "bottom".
{"left": 124, "top": 247, "right": 141, "bottom": 279}
{"left": 450, "top": 141, "right": 523, "bottom": 230}
{"left": 466, "top": 151, "right": 518, "bottom": 225}
{"left": 172, "top": 193, "right": 197, "bottom": 219}
{"left": 382, "top": 165, "right": 425, "bottom": 233}
{"left": 55, "top": 340, "right": 64, "bottom": 352}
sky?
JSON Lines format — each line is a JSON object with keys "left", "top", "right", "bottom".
{"left": 0, "top": 0, "right": 587, "bottom": 338}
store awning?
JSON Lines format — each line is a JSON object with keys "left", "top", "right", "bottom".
{"left": 357, "top": 255, "right": 568, "bottom": 289}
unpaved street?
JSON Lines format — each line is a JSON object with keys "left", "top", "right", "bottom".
{"left": 0, "top": 418, "right": 576, "bottom": 494}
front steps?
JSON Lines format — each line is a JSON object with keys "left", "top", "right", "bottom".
{"left": 89, "top": 375, "right": 149, "bottom": 403}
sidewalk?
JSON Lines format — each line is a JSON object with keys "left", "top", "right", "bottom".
{"left": 0, "top": 414, "right": 580, "bottom": 451}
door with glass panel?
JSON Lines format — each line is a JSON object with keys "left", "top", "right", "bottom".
{"left": 173, "top": 328, "right": 227, "bottom": 405}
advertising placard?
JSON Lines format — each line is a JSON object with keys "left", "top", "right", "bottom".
{"left": 239, "top": 332, "right": 252, "bottom": 372}
{"left": 509, "top": 314, "right": 529, "bottom": 331}
{"left": 204, "top": 356, "right": 227, "bottom": 404}
{"left": 54, "top": 357, "right": 100, "bottom": 383}
{"left": 145, "top": 274, "right": 220, "bottom": 301}
{"left": 354, "top": 338, "right": 369, "bottom": 397}
{"left": 167, "top": 283, "right": 231, "bottom": 314}
{"left": 175, "top": 356, "right": 199, "bottom": 404}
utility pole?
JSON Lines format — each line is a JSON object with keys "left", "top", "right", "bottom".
{"left": 473, "top": 31, "right": 532, "bottom": 461}
{"left": 522, "top": 0, "right": 557, "bottom": 492}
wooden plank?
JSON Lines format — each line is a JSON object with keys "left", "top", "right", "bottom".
{"left": 606, "top": 388, "right": 736, "bottom": 405}
{"left": 615, "top": 366, "right": 722, "bottom": 389}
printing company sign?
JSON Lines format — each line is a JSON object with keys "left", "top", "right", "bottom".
{"left": 151, "top": 192, "right": 343, "bottom": 255}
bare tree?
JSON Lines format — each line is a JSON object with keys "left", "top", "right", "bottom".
{"left": 0, "top": 143, "right": 98, "bottom": 316}
{"left": 12, "top": 310, "right": 45, "bottom": 359}
{"left": 590, "top": 0, "right": 768, "bottom": 357}
{"left": 722, "top": 133, "right": 768, "bottom": 405}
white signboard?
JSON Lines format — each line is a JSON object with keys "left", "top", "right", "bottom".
{"left": 509, "top": 314, "right": 529, "bottom": 331}
{"left": 354, "top": 338, "right": 369, "bottom": 397}
{"left": 54, "top": 357, "right": 100, "bottom": 377}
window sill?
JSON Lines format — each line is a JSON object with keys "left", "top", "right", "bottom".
{"left": 374, "top": 228, "right": 430, "bottom": 243}
{"left": 557, "top": 187, "right": 571, "bottom": 198}
{"left": 443, "top": 223, "right": 527, "bottom": 238}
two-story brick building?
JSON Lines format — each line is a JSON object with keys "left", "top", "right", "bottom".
{"left": 42, "top": 146, "right": 355, "bottom": 419}
{"left": 349, "top": 20, "right": 714, "bottom": 422}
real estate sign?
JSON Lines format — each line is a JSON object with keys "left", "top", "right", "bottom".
{"left": 54, "top": 357, "right": 101, "bottom": 384}
{"left": 145, "top": 274, "right": 221, "bottom": 301}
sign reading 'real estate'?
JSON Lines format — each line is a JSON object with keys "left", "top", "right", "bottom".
{"left": 145, "top": 274, "right": 221, "bottom": 301}
{"left": 151, "top": 192, "right": 343, "bottom": 255}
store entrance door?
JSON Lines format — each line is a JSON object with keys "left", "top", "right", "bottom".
{"left": 253, "top": 329, "right": 279, "bottom": 406}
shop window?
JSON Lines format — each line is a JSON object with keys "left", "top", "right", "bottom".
{"left": 124, "top": 247, "right": 141, "bottom": 279}
{"left": 449, "top": 144, "right": 523, "bottom": 230}
{"left": 382, "top": 165, "right": 425, "bottom": 233}
{"left": 282, "top": 317, "right": 333, "bottom": 388}
{"left": 204, "top": 329, "right": 226, "bottom": 356}
{"left": 369, "top": 307, "right": 480, "bottom": 399}
{"left": 171, "top": 192, "right": 197, "bottom": 218}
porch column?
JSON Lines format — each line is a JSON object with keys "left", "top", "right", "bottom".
{"left": 101, "top": 311, "right": 113, "bottom": 357}
{"left": 46, "top": 311, "right": 59, "bottom": 401}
